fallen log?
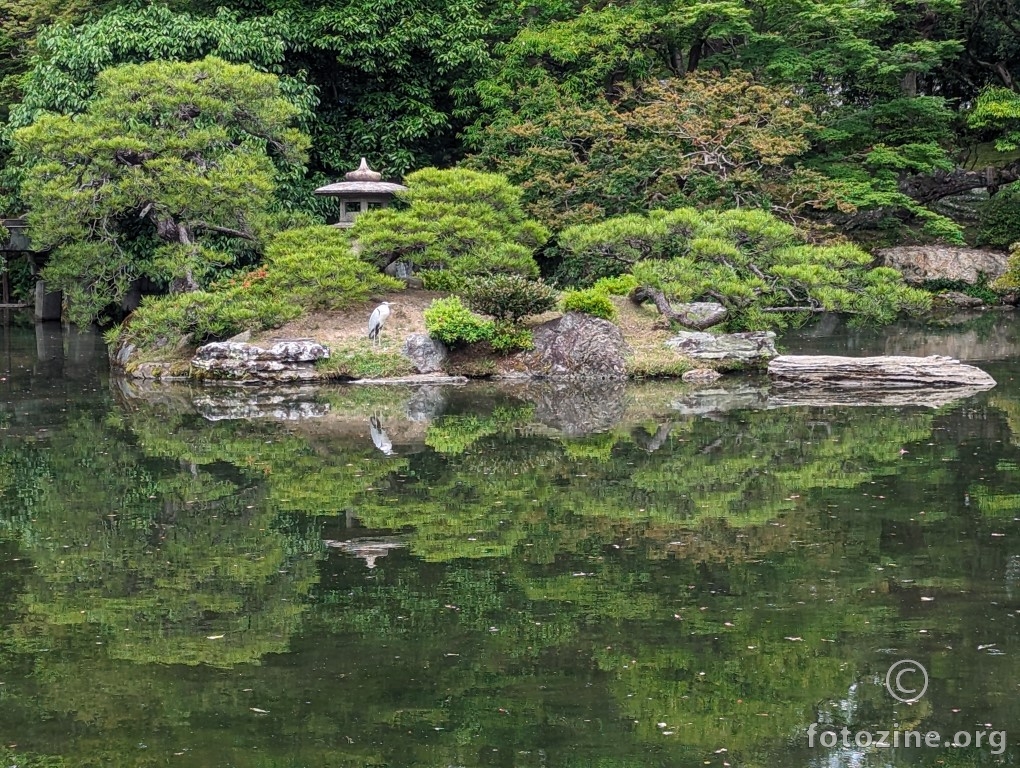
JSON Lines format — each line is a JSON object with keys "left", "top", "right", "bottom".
{"left": 768, "top": 354, "right": 996, "bottom": 390}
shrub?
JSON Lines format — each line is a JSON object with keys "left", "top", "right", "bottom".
{"left": 561, "top": 288, "right": 617, "bottom": 321}
{"left": 976, "top": 182, "right": 1020, "bottom": 249}
{"left": 353, "top": 168, "right": 548, "bottom": 279}
{"left": 489, "top": 322, "right": 534, "bottom": 353}
{"left": 592, "top": 274, "right": 639, "bottom": 296}
{"left": 423, "top": 296, "right": 494, "bottom": 347}
{"left": 419, "top": 269, "right": 468, "bottom": 293}
{"left": 569, "top": 207, "right": 930, "bottom": 329}
{"left": 261, "top": 226, "right": 401, "bottom": 309}
{"left": 121, "top": 225, "right": 402, "bottom": 348}
{"left": 463, "top": 274, "right": 558, "bottom": 322}
{"left": 991, "top": 242, "right": 1020, "bottom": 292}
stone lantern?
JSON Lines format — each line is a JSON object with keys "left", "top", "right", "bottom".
{"left": 314, "top": 158, "right": 407, "bottom": 228}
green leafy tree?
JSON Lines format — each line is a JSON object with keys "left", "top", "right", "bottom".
{"left": 470, "top": 72, "right": 833, "bottom": 229}
{"left": 353, "top": 168, "right": 548, "bottom": 278}
{"left": 968, "top": 86, "right": 1020, "bottom": 152}
{"left": 116, "top": 225, "right": 402, "bottom": 350}
{"left": 557, "top": 207, "right": 931, "bottom": 328}
{"left": 2, "top": 1, "right": 502, "bottom": 183}
{"left": 14, "top": 56, "right": 310, "bottom": 325}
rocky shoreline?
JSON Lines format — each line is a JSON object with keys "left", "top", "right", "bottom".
{"left": 108, "top": 244, "right": 1014, "bottom": 388}
{"left": 112, "top": 311, "right": 782, "bottom": 384}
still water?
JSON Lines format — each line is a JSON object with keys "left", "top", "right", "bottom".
{"left": 1, "top": 315, "right": 1019, "bottom": 767}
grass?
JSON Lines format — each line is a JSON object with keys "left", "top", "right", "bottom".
{"left": 315, "top": 345, "right": 416, "bottom": 380}
{"left": 627, "top": 349, "right": 696, "bottom": 378}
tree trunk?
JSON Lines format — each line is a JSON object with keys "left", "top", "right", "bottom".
{"left": 900, "top": 71, "right": 918, "bottom": 97}
{"left": 155, "top": 216, "right": 202, "bottom": 294}
{"left": 687, "top": 40, "right": 704, "bottom": 72}
{"left": 899, "top": 160, "right": 1020, "bottom": 204}
{"left": 631, "top": 286, "right": 728, "bottom": 330}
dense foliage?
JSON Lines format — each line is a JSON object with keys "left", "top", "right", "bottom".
{"left": 561, "top": 287, "right": 617, "bottom": 320}
{"left": 354, "top": 168, "right": 548, "bottom": 279}
{"left": 0, "top": 1, "right": 497, "bottom": 179}
{"left": 469, "top": 72, "right": 832, "bottom": 230}
{"left": 14, "top": 57, "right": 310, "bottom": 325}
{"left": 560, "top": 208, "right": 931, "bottom": 329}
{"left": 462, "top": 274, "right": 557, "bottom": 323}
{"left": 423, "top": 295, "right": 494, "bottom": 347}
{"left": 976, "top": 181, "right": 1020, "bottom": 248}
{"left": 116, "top": 225, "right": 401, "bottom": 348}
{"left": 4, "top": 0, "right": 1020, "bottom": 332}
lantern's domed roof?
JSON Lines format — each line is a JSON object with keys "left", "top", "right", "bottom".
{"left": 314, "top": 158, "right": 407, "bottom": 196}
{"left": 345, "top": 158, "right": 382, "bottom": 181}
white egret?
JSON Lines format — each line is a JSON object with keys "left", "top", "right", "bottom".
{"left": 369, "top": 415, "right": 393, "bottom": 456}
{"left": 367, "top": 301, "right": 392, "bottom": 345}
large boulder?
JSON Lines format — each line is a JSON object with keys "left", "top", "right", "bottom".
{"left": 191, "top": 340, "right": 329, "bottom": 382}
{"left": 402, "top": 333, "right": 449, "bottom": 373}
{"left": 508, "top": 312, "right": 631, "bottom": 378}
{"left": 666, "top": 331, "right": 777, "bottom": 364}
{"left": 876, "top": 246, "right": 1009, "bottom": 286}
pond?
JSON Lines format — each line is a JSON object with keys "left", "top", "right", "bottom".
{"left": 1, "top": 315, "right": 1019, "bottom": 767}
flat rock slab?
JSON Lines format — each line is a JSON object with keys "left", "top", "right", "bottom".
{"left": 768, "top": 354, "right": 996, "bottom": 390}
{"left": 666, "top": 331, "right": 777, "bottom": 363}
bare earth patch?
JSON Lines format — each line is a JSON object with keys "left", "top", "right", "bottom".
{"left": 252, "top": 289, "right": 444, "bottom": 350}
{"left": 243, "top": 289, "right": 697, "bottom": 379}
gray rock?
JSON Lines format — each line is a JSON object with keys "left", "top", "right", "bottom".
{"left": 384, "top": 260, "right": 413, "bottom": 278}
{"left": 402, "top": 276, "right": 425, "bottom": 290}
{"left": 666, "top": 331, "right": 777, "bottom": 364}
{"left": 192, "top": 339, "right": 329, "bottom": 382}
{"left": 402, "top": 333, "right": 449, "bottom": 373}
{"left": 937, "top": 290, "right": 985, "bottom": 308}
{"left": 509, "top": 312, "right": 631, "bottom": 378}
{"left": 768, "top": 354, "right": 996, "bottom": 389}
{"left": 877, "top": 246, "right": 1009, "bottom": 286}
{"left": 112, "top": 341, "right": 137, "bottom": 369}
{"left": 682, "top": 368, "right": 722, "bottom": 383}
{"left": 227, "top": 330, "right": 252, "bottom": 343}
{"left": 674, "top": 301, "right": 727, "bottom": 326}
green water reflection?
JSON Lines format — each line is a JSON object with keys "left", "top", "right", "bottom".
{"left": 1, "top": 320, "right": 1019, "bottom": 766}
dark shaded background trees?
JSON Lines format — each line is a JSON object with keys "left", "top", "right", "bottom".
{"left": 4, "top": 0, "right": 1020, "bottom": 313}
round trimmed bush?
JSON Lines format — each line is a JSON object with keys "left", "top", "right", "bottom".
{"left": 463, "top": 274, "right": 558, "bottom": 323}
{"left": 561, "top": 288, "right": 617, "bottom": 321}
{"left": 424, "top": 296, "right": 493, "bottom": 347}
